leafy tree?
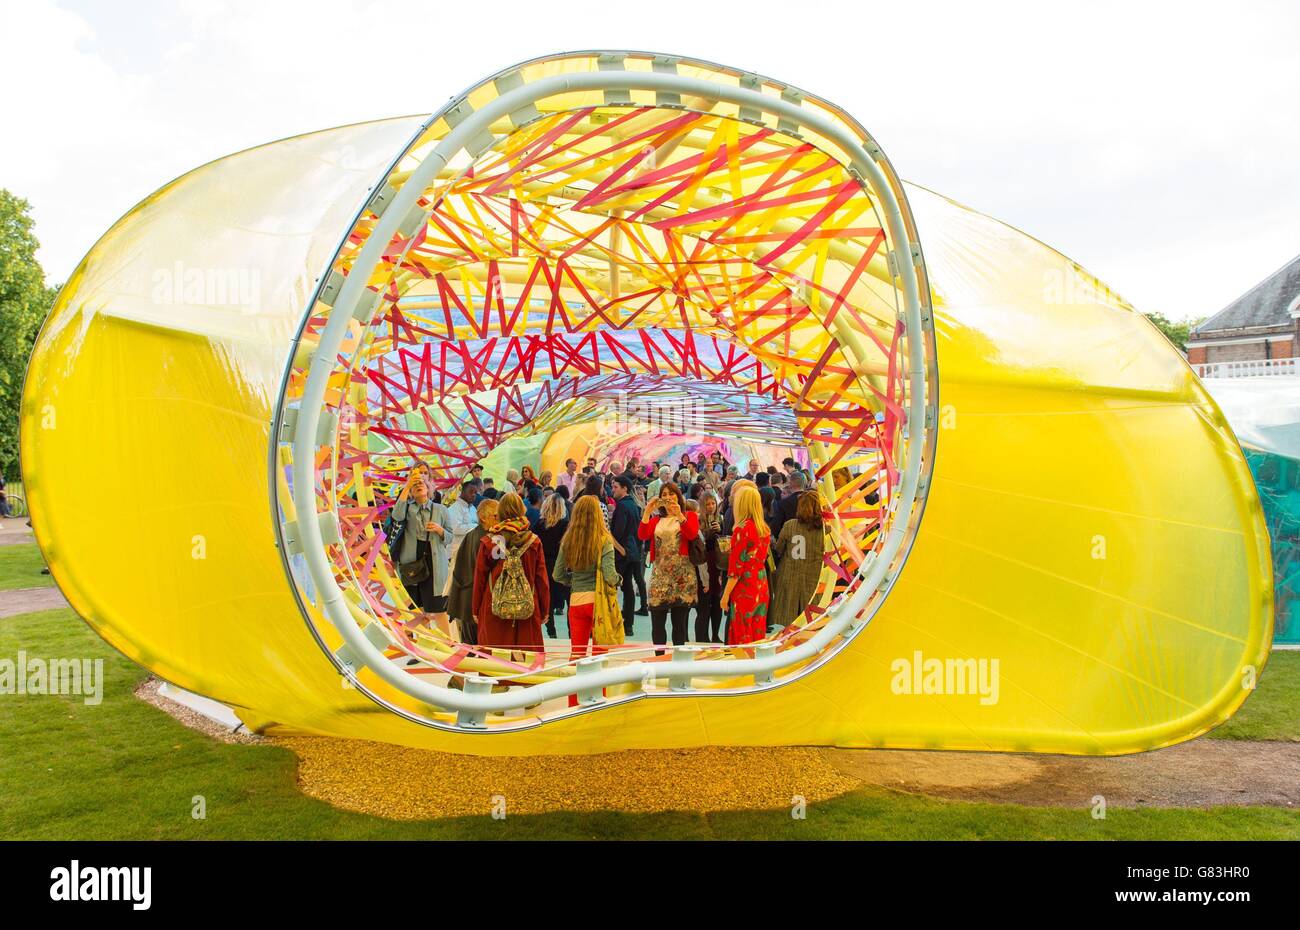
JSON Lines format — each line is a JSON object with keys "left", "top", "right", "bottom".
{"left": 0, "top": 191, "right": 57, "bottom": 480}
{"left": 1144, "top": 311, "right": 1203, "bottom": 354}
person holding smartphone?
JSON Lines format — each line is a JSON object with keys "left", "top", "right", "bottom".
{"left": 637, "top": 482, "right": 699, "bottom": 649}
{"left": 390, "top": 465, "right": 451, "bottom": 635}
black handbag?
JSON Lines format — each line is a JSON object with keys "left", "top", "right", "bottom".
{"left": 687, "top": 531, "right": 707, "bottom": 566}
{"left": 399, "top": 539, "right": 431, "bottom": 586}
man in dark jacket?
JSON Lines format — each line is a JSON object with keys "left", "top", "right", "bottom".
{"left": 772, "top": 469, "right": 808, "bottom": 539}
{"left": 610, "top": 475, "right": 647, "bottom": 635}
{"left": 524, "top": 486, "right": 544, "bottom": 528}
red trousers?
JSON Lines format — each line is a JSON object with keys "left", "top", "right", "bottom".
{"left": 568, "top": 601, "right": 606, "bottom": 707}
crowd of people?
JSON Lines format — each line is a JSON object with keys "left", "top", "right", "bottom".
{"left": 384, "top": 451, "right": 830, "bottom": 668}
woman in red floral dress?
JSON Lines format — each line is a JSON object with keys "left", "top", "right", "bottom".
{"left": 722, "top": 485, "right": 771, "bottom": 645}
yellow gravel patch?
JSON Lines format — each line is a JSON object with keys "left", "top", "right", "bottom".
{"left": 277, "top": 737, "right": 862, "bottom": 819}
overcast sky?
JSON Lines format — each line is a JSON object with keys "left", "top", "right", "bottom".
{"left": 3, "top": 0, "right": 1296, "bottom": 322}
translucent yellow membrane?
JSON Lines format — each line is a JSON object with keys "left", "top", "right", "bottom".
{"left": 21, "top": 54, "right": 1270, "bottom": 755}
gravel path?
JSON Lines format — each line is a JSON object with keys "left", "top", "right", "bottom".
{"left": 0, "top": 517, "right": 35, "bottom": 547}
{"left": 823, "top": 740, "right": 1300, "bottom": 809}
{"left": 274, "top": 737, "right": 1300, "bottom": 817}
{"left": 1, "top": 586, "right": 68, "bottom": 618}
{"left": 135, "top": 678, "right": 265, "bottom": 744}
{"left": 279, "top": 737, "right": 859, "bottom": 818}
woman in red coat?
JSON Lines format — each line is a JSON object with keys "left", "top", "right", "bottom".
{"left": 473, "top": 492, "right": 550, "bottom": 653}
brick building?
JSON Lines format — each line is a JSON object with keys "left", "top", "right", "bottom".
{"left": 1188, "top": 254, "right": 1300, "bottom": 378}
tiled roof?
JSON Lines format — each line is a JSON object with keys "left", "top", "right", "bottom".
{"left": 1194, "top": 253, "right": 1300, "bottom": 336}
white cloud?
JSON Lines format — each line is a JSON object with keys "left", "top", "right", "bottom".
{"left": 2, "top": 0, "right": 1296, "bottom": 320}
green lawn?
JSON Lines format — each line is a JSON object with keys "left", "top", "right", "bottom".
{"left": 1210, "top": 650, "right": 1300, "bottom": 741}
{"left": 1, "top": 608, "right": 1298, "bottom": 839}
{"left": 0, "top": 543, "right": 53, "bottom": 591}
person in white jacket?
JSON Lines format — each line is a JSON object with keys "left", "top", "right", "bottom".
{"left": 646, "top": 464, "right": 671, "bottom": 502}
{"left": 443, "top": 480, "right": 482, "bottom": 593}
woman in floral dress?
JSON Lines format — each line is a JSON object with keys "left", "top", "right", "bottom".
{"left": 721, "top": 485, "right": 771, "bottom": 645}
{"left": 638, "top": 482, "right": 699, "bottom": 648}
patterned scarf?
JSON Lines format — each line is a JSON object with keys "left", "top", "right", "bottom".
{"left": 493, "top": 515, "right": 529, "bottom": 535}
{"left": 491, "top": 516, "right": 533, "bottom": 550}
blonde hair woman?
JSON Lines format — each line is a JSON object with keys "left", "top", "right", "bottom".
{"left": 554, "top": 496, "right": 620, "bottom": 704}
{"left": 721, "top": 485, "right": 772, "bottom": 645}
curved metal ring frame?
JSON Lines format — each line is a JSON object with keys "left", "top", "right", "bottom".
{"left": 276, "top": 58, "right": 936, "bottom": 730}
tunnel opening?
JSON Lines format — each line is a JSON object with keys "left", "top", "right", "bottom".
{"left": 272, "top": 60, "right": 937, "bottom": 731}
